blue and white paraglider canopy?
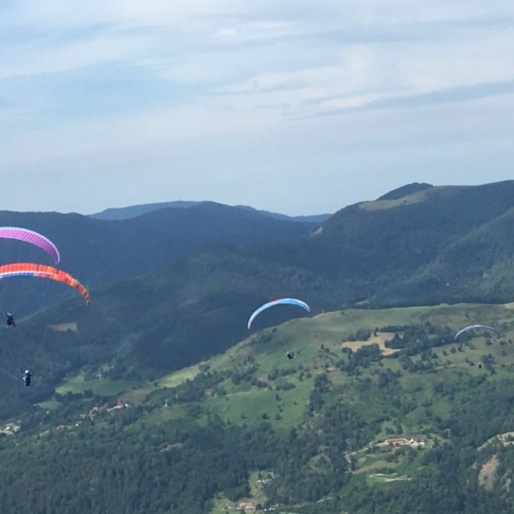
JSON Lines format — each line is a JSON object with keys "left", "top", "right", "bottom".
{"left": 454, "top": 324, "right": 500, "bottom": 340}
{"left": 247, "top": 298, "right": 311, "bottom": 329}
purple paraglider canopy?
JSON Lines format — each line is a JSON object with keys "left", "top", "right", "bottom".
{"left": 0, "top": 227, "right": 60, "bottom": 264}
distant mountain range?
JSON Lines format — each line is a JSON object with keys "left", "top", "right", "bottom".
{"left": 90, "top": 200, "right": 331, "bottom": 223}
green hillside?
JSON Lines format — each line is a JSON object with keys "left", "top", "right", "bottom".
{"left": 3, "top": 182, "right": 514, "bottom": 511}
{"left": 4, "top": 181, "right": 514, "bottom": 423}
{"left": 3, "top": 303, "right": 514, "bottom": 512}
{"left": 0, "top": 202, "right": 316, "bottom": 316}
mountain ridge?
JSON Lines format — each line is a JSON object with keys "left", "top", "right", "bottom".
{"left": 89, "top": 200, "right": 332, "bottom": 223}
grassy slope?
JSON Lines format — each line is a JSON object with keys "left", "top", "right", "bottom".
{"left": 17, "top": 301, "right": 514, "bottom": 512}
{"left": 112, "top": 301, "right": 514, "bottom": 424}
{"left": 141, "top": 301, "right": 514, "bottom": 511}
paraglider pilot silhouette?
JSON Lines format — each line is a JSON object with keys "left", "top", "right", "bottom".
{"left": 5, "top": 312, "right": 15, "bottom": 327}
{"left": 20, "top": 369, "right": 32, "bottom": 387}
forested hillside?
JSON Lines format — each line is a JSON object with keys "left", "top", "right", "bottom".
{"left": 2, "top": 181, "right": 514, "bottom": 512}
{"left": 2, "top": 304, "right": 514, "bottom": 513}
{"left": 4, "top": 182, "right": 514, "bottom": 419}
{"left": 0, "top": 202, "right": 317, "bottom": 315}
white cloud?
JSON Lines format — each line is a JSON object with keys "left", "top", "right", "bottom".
{"left": 1, "top": 1, "right": 514, "bottom": 214}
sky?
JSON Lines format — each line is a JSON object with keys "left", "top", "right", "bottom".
{"left": 1, "top": 1, "right": 514, "bottom": 216}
